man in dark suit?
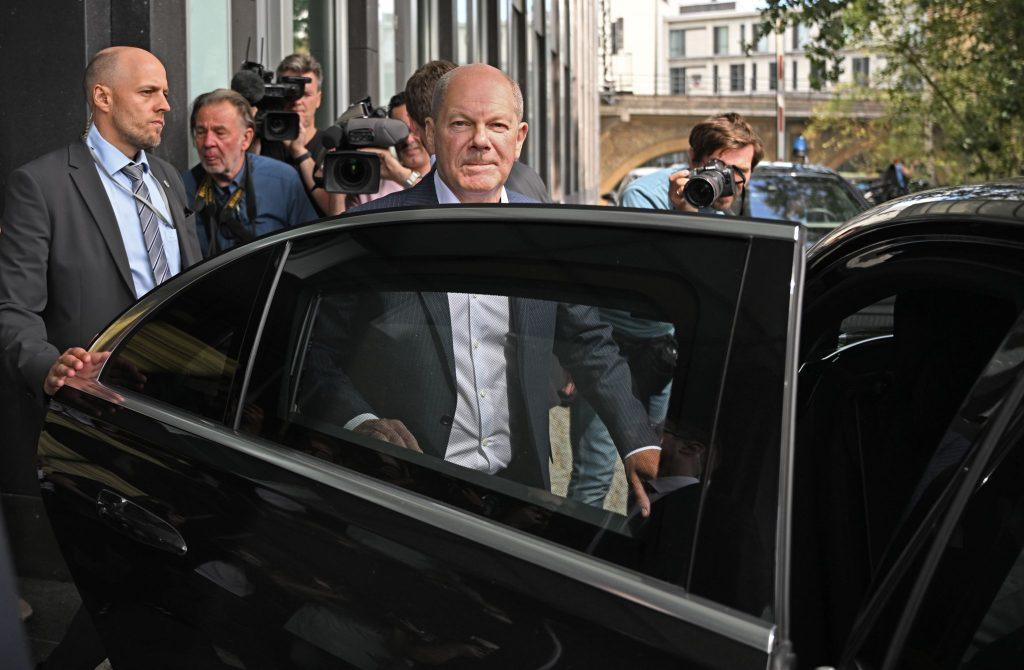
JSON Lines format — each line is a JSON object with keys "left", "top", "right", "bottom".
{"left": 0, "top": 46, "right": 201, "bottom": 668}
{"left": 343, "top": 64, "right": 661, "bottom": 513}
{"left": 0, "top": 45, "right": 201, "bottom": 406}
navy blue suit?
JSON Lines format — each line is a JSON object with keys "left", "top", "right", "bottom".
{"left": 318, "top": 172, "right": 655, "bottom": 489}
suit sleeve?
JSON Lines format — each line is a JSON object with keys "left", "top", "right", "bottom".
{"left": 0, "top": 167, "right": 60, "bottom": 402}
{"left": 553, "top": 303, "right": 659, "bottom": 458}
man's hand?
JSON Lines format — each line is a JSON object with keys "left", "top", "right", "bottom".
{"left": 358, "top": 147, "right": 412, "bottom": 186}
{"left": 354, "top": 418, "right": 422, "bottom": 452}
{"left": 44, "top": 348, "right": 110, "bottom": 396}
{"left": 624, "top": 448, "right": 661, "bottom": 518}
{"left": 282, "top": 116, "right": 310, "bottom": 159}
{"left": 668, "top": 169, "right": 698, "bottom": 213}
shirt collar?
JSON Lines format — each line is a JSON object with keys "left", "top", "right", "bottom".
{"left": 434, "top": 170, "right": 509, "bottom": 204}
{"left": 86, "top": 124, "right": 151, "bottom": 176}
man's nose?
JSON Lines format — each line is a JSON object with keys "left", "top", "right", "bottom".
{"left": 155, "top": 91, "right": 170, "bottom": 113}
{"left": 470, "top": 124, "right": 490, "bottom": 148}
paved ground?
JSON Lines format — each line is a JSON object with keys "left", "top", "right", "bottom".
{"left": 18, "top": 576, "right": 81, "bottom": 664}
{"left": 548, "top": 406, "right": 628, "bottom": 514}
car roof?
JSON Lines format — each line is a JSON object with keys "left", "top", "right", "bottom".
{"left": 808, "top": 180, "right": 1024, "bottom": 265}
{"left": 753, "top": 162, "right": 845, "bottom": 178}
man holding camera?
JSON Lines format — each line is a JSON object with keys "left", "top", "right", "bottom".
{"left": 183, "top": 89, "right": 317, "bottom": 257}
{"left": 273, "top": 53, "right": 331, "bottom": 214}
{"left": 565, "top": 113, "right": 765, "bottom": 509}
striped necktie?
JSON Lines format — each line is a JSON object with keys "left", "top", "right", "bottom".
{"left": 121, "top": 162, "right": 172, "bottom": 286}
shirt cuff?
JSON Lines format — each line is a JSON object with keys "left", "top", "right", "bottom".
{"left": 344, "top": 413, "right": 379, "bottom": 431}
{"left": 623, "top": 445, "right": 661, "bottom": 460}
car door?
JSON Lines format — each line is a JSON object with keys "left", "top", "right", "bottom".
{"left": 793, "top": 222, "right": 1024, "bottom": 669}
{"left": 40, "top": 206, "right": 802, "bottom": 669}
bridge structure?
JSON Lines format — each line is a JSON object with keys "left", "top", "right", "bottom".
{"left": 599, "top": 93, "right": 885, "bottom": 195}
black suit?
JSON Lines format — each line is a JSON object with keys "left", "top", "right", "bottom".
{"left": 0, "top": 139, "right": 202, "bottom": 405}
{"left": 321, "top": 173, "right": 656, "bottom": 489}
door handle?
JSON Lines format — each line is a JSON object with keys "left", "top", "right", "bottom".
{"left": 96, "top": 489, "right": 188, "bottom": 556}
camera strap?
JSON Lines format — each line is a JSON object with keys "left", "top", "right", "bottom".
{"left": 85, "top": 140, "right": 176, "bottom": 229}
{"left": 193, "top": 154, "right": 258, "bottom": 253}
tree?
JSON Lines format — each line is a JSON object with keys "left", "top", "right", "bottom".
{"left": 756, "top": 0, "right": 1024, "bottom": 183}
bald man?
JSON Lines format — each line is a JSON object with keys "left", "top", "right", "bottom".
{"left": 0, "top": 46, "right": 202, "bottom": 465}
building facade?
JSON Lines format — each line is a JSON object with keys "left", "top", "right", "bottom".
{"left": 0, "top": 0, "right": 600, "bottom": 215}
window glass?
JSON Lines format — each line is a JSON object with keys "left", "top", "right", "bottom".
{"left": 669, "top": 29, "right": 685, "bottom": 58}
{"left": 102, "top": 248, "right": 279, "bottom": 424}
{"left": 730, "top": 63, "right": 745, "bottom": 92}
{"left": 241, "top": 220, "right": 792, "bottom": 619}
{"left": 713, "top": 26, "right": 728, "bottom": 55}
{"left": 670, "top": 67, "right": 686, "bottom": 95}
{"left": 748, "top": 173, "right": 864, "bottom": 236}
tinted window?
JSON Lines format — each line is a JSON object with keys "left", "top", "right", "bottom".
{"left": 749, "top": 173, "right": 864, "bottom": 233}
{"left": 102, "top": 248, "right": 279, "bottom": 423}
{"left": 240, "top": 217, "right": 795, "bottom": 619}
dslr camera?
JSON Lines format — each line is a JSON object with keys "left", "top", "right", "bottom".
{"left": 321, "top": 98, "right": 409, "bottom": 194}
{"left": 230, "top": 61, "right": 308, "bottom": 141}
{"left": 683, "top": 159, "right": 736, "bottom": 210}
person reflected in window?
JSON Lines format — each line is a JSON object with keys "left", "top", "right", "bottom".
{"left": 331, "top": 64, "right": 661, "bottom": 515}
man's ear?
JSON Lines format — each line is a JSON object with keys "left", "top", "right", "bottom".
{"left": 424, "top": 118, "right": 436, "bottom": 155}
{"left": 514, "top": 122, "right": 528, "bottom": 159}
{"left": 91, "top": 85, "right": 113, "bottom": 114}
{"left": 242, "top": 127, "right": 255, "bottom": 152}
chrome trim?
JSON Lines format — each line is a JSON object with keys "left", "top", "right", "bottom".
{"left": 774, "top": 226, "right": 806, "bottom": 646}
{"left": 110, "top": 392, "right": 776, "bottom": 654}
{"left": 233, "top": 241, "right": 291, "bottom": 430}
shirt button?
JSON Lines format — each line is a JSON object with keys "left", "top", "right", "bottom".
{"left": 479, "top": 390, "right": 487, "bottom": 398}
{"left": 471, "top": 294, "right": 478, "bottom": 299}
{"left": 472, "top": 340, "right": 480, "bottom": 349}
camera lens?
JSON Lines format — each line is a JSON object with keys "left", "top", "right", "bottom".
{"left": 683, "top": 177, "right": 719, "bottom": 209}
{"left": 267, "top": 116, "right": 287, "bottom": 136}
{"left": 333, "top": 157, "right": 371, "bottom": 190}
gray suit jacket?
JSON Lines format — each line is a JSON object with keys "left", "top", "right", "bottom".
{"left": 321, "top": 173, "right": 655, "bottom": 488}
{"left": 0, "top": 139, "right": 203, "bottom": 406}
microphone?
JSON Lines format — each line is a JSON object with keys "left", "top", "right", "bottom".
{"left": 231, "top": 69, "right": 265, "bottom": 105}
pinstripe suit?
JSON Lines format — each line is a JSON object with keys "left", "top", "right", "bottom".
{"left": 322, "top": 172, "right": 656, "bottom": 489}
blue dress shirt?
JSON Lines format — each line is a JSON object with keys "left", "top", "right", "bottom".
{"left": 182, "top": 153, "right": 318, "bottom": 257}
{"left": 85, "top": 124, "right": 181, "bottom": 298}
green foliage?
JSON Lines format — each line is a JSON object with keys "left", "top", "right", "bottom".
{"left": 757, "top": 0, "right": 1024, "bottom": 182}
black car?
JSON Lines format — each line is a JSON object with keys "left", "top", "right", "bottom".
{"left": 746, "top": 162, "right": 869, "bottom": 245}
{"left": 39, "top": 185, "right": 1024, "bottom": 669}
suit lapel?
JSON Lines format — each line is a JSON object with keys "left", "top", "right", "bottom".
{"left": 419, "top": 291, "right": 457, "bottom": 390}
{"left": 68, "top": 142, "right": 135, "bottom": 296}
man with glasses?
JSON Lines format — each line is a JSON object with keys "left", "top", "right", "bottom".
{"left": 566, "top": 113, "right": 764, "bottom": 510}
{"left": 183, "top": 89, "right": 317, "bottom": 257}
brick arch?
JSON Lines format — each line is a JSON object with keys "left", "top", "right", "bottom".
{"left": 601, "top": 137, "right": 692, "bottom": 195}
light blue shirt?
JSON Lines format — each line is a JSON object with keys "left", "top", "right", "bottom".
{"left": 86, "top": 124, "right": 181, "bottom": 298}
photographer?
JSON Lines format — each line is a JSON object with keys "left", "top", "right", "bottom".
{"left": 566, "top": 113, "right": 765, "bottom": 509}
{"left": 182, "top": 89, "right": 317, "bottom": 257}
{"left": 269, "top": 53, "right": 330, "bottom": 214}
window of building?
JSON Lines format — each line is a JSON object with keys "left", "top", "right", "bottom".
{"left": 791, "top": 21, "right": 810, "bottom": 51}
{"left": 612, "top": 17, "right": 624, "bottom": 54}
{"left": 670, "top": 66, "right": 686, "bottom": 94}
{"left": 669, "top": 28, "right": 685, "bottom": 58}
{"left": 102, "top": 247, "right": 280, "bottom": 424}
{"left": 751, "top": 63, "right": 758, "bottom": 91}
{"left": 792, "top": 60, "right": 799, "bottom": 90}
{"left": 769, "top": 62, "right": 778, "bottom": 90}
{"left": 755, "top": 24, "right": 769, "bottom": 52}
{"left": 238, "top": 218, "right": 792, "bottom": 620}
{"left": 713, "top": 64, "right": 720, "bottom": 93}
{"left": 730, "top": 63, "right": 745, "bottom": 92}
{"left": 713, "top": 26, "right": 728, "bottom": 54}
{"left": 853, "top": 56, "right": 870, "bottom": 86}
{"left": 739, "top": 24, "right": 746, "bottom": 51}
{"left": 379, "top": 0, "right": 398, "bottom": 100}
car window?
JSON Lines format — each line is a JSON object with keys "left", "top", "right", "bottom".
{"left": 101, "top": 247, "right": 280, "bottom": 424}
{"left": 239, "top": 218, "right": 795, "bottom": 620}
{"left": 749, "top": 173, "right": 864, "bottom": 233}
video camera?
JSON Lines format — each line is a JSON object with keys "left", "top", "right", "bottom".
{"left": 683, "top": 159, "right": 737, "bottom": 210}
{"left": 320, "top": 98, "right": 410, "bottom": 194}
{"left": 230, "top": 61, "right": 308, "bottom": 142}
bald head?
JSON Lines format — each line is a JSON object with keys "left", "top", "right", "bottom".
{"left": 430, "top": 64, "right": 524, "bottom": 124}
{"left": 84, "top": 47, "right": 164, "bottom": 109}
